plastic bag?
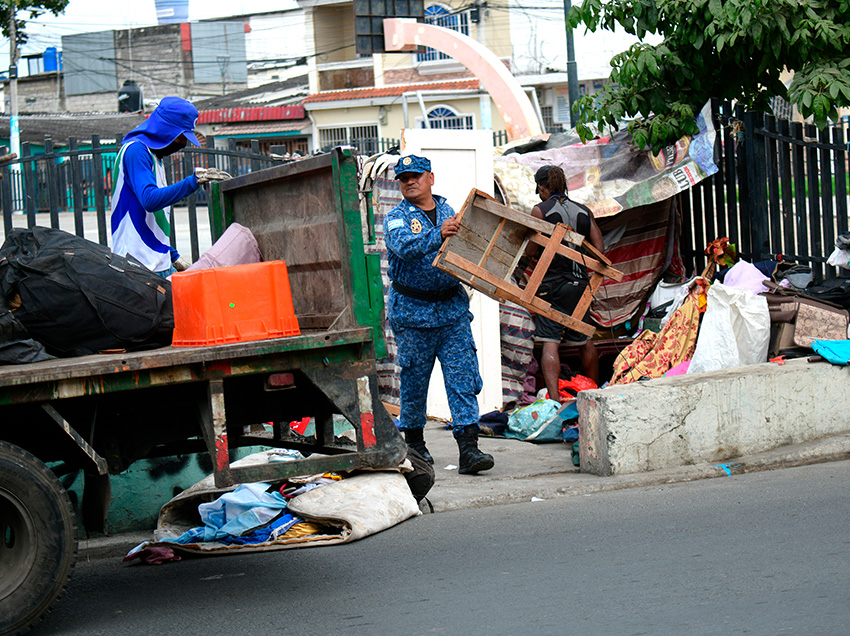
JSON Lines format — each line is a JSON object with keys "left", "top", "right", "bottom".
{"left": 506, "top": 399, "right": 567, "bottom": 443}
{"left": 722, "top": 260, "right": 769, "bottom": 295}
{"left": 687, "top": 282, "right": 770, "bottom": 374}
{"left": 827, "top": 247, "right": 850, "bottom": 270}
{"left": 557, "top": 374, "right": 597, "bottom": 401}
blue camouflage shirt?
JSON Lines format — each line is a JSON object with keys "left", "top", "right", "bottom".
{"left": 384, "top": 194, "right": 469, "bottom": 328}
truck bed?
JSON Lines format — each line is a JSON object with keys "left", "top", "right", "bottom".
{"left": 0, "top": 327, "right": 371, "bottom": 394}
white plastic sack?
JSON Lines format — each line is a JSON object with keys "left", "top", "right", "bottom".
{"left": 827, "top": 247, "right": 850, "bottom": 270}
{"left": 687, "top": 282, "right": 770, "bottom": 374}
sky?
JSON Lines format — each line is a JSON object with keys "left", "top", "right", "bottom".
{"left": 1, "top": 0, "right": 647, "bottom": 80}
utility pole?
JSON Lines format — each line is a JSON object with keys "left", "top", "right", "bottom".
{"left": 217, "top": 55, "right": 229, "bottom": 96}
{"left": 563, "top": 0, "right": 579, "bottom": 128}
{"left": 8, "top": 0, "right": 20, "bottom": 161}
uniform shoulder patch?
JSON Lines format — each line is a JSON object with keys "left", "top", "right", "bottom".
{"left": 386, "top": 218, "right": 404, "bottom": 231}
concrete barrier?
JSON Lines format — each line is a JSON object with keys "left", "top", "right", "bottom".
{"left": 577, "top": 357, "right": 850, "bottom": 476}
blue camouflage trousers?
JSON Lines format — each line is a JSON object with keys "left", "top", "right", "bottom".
{"left": 391, "top": 314, "right": 482, "bottom": 436}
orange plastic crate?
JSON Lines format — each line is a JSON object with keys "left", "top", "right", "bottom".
{"left": 171, "top": 261, "right": 300, "bottom": 347}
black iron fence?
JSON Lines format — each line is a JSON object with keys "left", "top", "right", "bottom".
{"left": 678, "top": 101, "right": 850, "bottom": 282}
{"left": 0, "top": 136, "right": 277, "bottom": 262}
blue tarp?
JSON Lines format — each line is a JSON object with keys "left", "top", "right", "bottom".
{"left": 811, "top": 339, "right": 850, "bottom": 365}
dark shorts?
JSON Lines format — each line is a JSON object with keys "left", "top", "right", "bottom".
{"left": 533, "top": 279, "right": 592, "bottom": 345}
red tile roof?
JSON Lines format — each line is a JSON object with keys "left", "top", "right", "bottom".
{"left": 198, "top": 105, "right": 305, "bottom": 124}
{"left": 302, "top": 79, "right": 481, "bottom": 104}
{"left": 210, "top": 120, "right": 311, "bottom": 135}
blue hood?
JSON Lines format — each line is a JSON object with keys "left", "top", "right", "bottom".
{"left": 123, "top": 96, "right": 201, "bottom": 150}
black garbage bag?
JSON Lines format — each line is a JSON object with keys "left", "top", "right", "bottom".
{"left": 0, "top": 226, "right": 174, "bottom": 357}
{"left": 0, "top": 298, "right": 53, "bottom": 364}
{"left": 803, "top": 277, "right": 850, "bottom": 310}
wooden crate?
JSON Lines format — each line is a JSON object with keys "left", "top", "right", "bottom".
{"left": 433, "top": 188, "right": 624, "bottom": 337}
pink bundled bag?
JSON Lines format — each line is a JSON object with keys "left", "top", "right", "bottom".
{"left": 187, "top": 223, "right": 261, "bottom": 271}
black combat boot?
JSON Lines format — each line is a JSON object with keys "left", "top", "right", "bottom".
{"left": 403, "top": 428, "right": 434, "bottom": 465}
{"left": 455, "top": 424, "right": 494, "bottom": 475}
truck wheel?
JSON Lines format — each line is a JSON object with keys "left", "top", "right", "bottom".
{"left": 0, "top": 441, "right": 77, "bottom": 635}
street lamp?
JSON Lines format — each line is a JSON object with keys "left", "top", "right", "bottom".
{"left": 563, "top": 0, "right": 579, "bottom": 128}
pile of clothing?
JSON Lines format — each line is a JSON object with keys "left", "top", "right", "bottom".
{"left": 125, "top": 450, "right": 422, "bottom": 564}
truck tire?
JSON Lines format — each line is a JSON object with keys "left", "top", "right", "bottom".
{"left": 0, "top": 441, "right": 77, "bottom": 635}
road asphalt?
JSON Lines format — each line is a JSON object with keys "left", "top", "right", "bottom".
{"left": 78, "top": 423, "right": 850, "bottom": 561}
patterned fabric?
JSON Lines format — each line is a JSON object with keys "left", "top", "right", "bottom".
{"left": 591, "top": 198, "right": 682, "bottom": 327}
{"left": 499, "top": 300, "right": 535, "bottom": 405}
{"left": 791, "top": 303, "right": 848, "bottom": 346}
{"left": 609, "top": 291, "right": 701, "bottom": 385}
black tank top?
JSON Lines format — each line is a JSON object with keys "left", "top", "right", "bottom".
{"left": 538, "top": 195, "right": 592, "bottom": 286}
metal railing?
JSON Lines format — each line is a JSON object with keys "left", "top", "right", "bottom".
{"left": 678, "top": 100, "right": 850, "bottom": 281}
{"left": 1, "top": 136, "right": 278, "bottom": 262}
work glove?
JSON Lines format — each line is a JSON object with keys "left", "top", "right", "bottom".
{"left": 173, "top": 255, "right": 192, "bottom": 271}
{"left": 194, "top": 167, "right": 232, "bottom": 184}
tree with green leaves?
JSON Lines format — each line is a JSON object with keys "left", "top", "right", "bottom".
{"left": 2, "top": 0, "right": 69, "bottom": 47}
{"left": 567, "top": 0, "right": 850, "bottom": 151}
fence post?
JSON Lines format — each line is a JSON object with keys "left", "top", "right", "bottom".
{"left": 0, "top": 157, "right": 12, "bottom": 236}
{"left": 228, "top": 138, "right": 237, "bottom": 178}
{"left": 22, "top": 142, "right": 37, "bottom": 228}
{"left": 250, "top": 139, "right": 260, "bottom": 173}
{"left": 742, "top": 110, "right": 767, "bottom": 261}
{"left": 91, "top": 135, "right": 108, "bottom": 245}
{"left": 68, "top": 137, "right": 85, "bottom": 236}
{"left": 182, "top": 151, "right": 200, "bottom": 261}
{"left": 43, "top": 137, "right": 61, "bottom": 226}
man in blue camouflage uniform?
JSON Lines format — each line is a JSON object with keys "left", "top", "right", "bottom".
{"left": 384, "top": 154, "right": 494, "bottom": 475}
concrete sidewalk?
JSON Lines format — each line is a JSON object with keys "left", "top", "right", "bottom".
{"left": 78, "top": 423, "right": 850, "bottom": 561}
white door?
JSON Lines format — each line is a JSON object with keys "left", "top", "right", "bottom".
{"left": 400, "top": 128, "right": 502, "bottom": 423}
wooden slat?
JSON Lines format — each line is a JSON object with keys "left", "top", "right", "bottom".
{"left": 478, "top": 217, "right": 506, "bottom": 267}
{"left": 434, "top": 188, "right": 623, "bottom": 336}
{"left": 473, "top": 191, "right": 586, "bottom": 246}
{"left": 711, "top": 100, "right": 727, "bottom": 239}
{"left": 527, "top": 233, "right": 623, "bottom": 281}
{"left": 440, "top": 252, "right": 595, "bottom": 335}
{"left": 521, "top": 224, "right": 567, "bottom": 304}
{"left": 504, "top": 236, "right": 531, "bottom": 281}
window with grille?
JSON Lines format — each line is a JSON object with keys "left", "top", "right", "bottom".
{"left": 416, "top": 4, "right": 470, "bottom": 63}
{"left": 318, "top": 124, "right": 380, "bottom": 154}
{"left": 417, "top": 106, "right": 474, "bottom": 130}
{"left": 541, "top": 105, "right": 563, "bottom": 133}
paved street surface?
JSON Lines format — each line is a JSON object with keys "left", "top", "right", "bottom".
{"left": 34, "top": 460, "right": 850, "bottom": 636}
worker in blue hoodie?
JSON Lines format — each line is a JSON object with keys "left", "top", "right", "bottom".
{"left": 110, "top": 97, "right": 227, "bottom": 276}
